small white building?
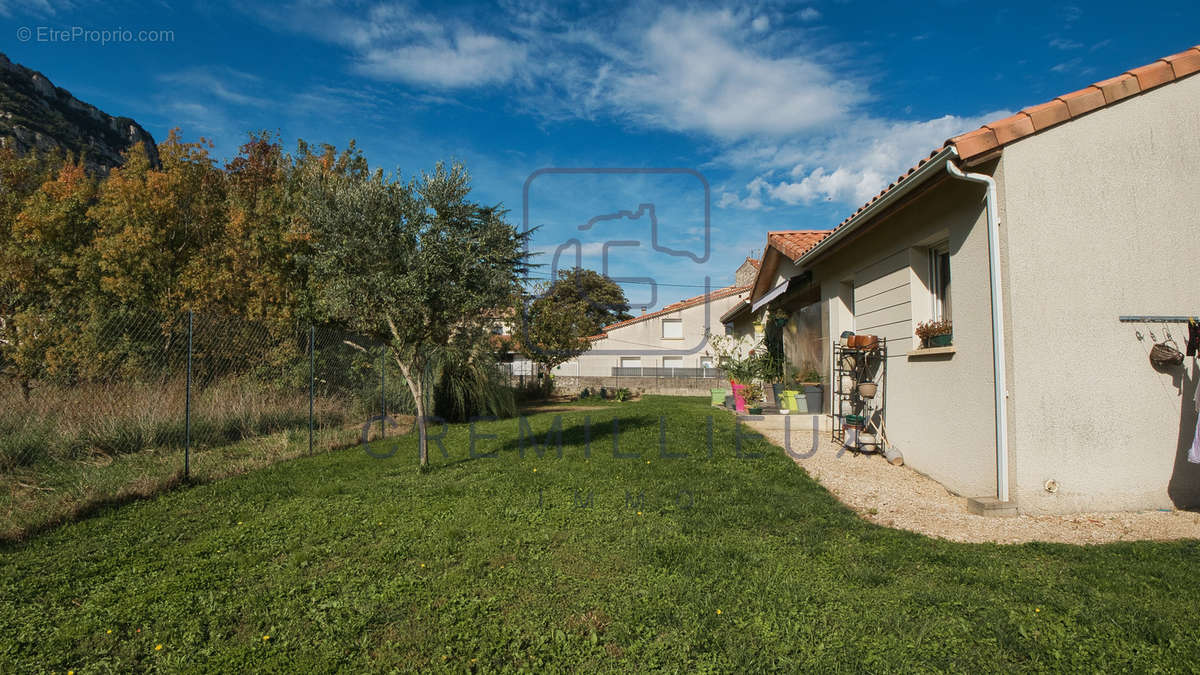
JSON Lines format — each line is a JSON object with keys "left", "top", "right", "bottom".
{"left": 551, "top": 259, "right": 759, "bottom": 378}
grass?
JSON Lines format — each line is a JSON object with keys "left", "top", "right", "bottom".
{"left": 1, "top": 396, "right": 1199, "bottom": 671}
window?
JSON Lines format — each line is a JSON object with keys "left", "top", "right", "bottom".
{"left": 930, "top": 244, "right": 951, "bottom": 322}
{"left": 620, "top": 357, "right": 641, "bottom": 369}
{"left": 723, "top": 323, "right": 734, "bottom": 336}
{"left": 662, "top": 318, "right": 683, "bottom": 339}
{"left": 662, "top": 356, "right": 684, "bottom": 369}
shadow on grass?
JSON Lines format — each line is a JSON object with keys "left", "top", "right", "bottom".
{"left": 0, "top": 437, "right": 362, "bottom": 548}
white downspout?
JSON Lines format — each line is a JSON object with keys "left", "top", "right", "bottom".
{"left": 945, "top": 156, "right": 1010, "bottom": 503}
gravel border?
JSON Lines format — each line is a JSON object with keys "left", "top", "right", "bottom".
{"left": 748, "top": 420, "right": 1200, "bottom": 545}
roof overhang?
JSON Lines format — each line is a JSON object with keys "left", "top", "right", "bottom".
{"left": 719, "top": 299, "right": 751, "bottom": 324}
{"left": 793, "top": 147, "right": 955, "bottom": 269}
{"left": 750, "top": 270, "right": 813, "bottom": 314}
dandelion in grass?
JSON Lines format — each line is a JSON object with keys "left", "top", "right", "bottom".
{"left": 263, "top": 635, "right": 270, "bottom": 641}
{"left": 716, "top": 609, "right": 722, "bottom": 615}
{"left": 155, "top": 644, "right": 163, "bottom": 651}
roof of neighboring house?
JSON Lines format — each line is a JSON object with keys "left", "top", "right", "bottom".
{"left": 747, "top": 230, "right": 829, "bottom": 303}
{"left": 587, "top": 284, "right": 751, "bottom": 342}
{"left": 745, "top": 257, "right": 760, "bottom": 269}
{"left": 720, "top": 298, "right": 752, "bottom": 324}
{"left": 767, "top": 231, "right": 829, "bottom": 262}
{"left": 792, "top": 44, "right": 1200, "bottom": 270}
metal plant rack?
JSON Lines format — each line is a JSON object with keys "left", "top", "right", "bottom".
{"left": 831, "top": 340, "right": 888, "bottom": 450}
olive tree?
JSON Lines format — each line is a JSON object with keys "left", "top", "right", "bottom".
{"left": 301, "top": 161, "right": 529, "bottom": 467}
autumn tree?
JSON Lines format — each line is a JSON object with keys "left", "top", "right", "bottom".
{"left": 300, "top": 160, "right": 529, "bottom": 468}
{"left": 88, "top": 132, "right": 227, "bottom": 322}
{"left": 516, "top": 267, "right": 630, "bottom": 373}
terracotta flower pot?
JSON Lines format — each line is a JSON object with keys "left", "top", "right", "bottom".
{"left": 857, "top": 381, "right": 877, "bottom": 399}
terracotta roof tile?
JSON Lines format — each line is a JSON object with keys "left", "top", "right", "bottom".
{"left": 986, "top": 113, "right": 1036, "bottom": 144}
{"left": 1057, "top": 86, "right": 1106, "bottom": 116}
{"left": 1161, "top": 47, "right": 1200, "bottom": 78}
{"left": 1022, "top": 99, "right": 1071, "bottom": 129}
{"left": 766, "top": 230, "right": 829, "bottom": 261}
{"left": 947, "top": 43, "right": 1199, "bottom": 162}
{"left": 1094, "top": 73, "right": 1141, "bottom": 104}
{"left": 598, "top": 284, "right": 750, "bottom": 333}
{"left": 952, "top": 127, "right": 999, "bottom": 157}
{"left": 745, "top": 256, "right": 761, "bottom": 269}
{"left": 784, "top": 43, "right": 1200, "bottom": 277}
{"left": 1127, "top": 61, "right": 1175, "bottom": 90}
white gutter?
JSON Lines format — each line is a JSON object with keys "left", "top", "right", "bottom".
{"left": 945, "top": 150, "right": 1010, "bottom": 503}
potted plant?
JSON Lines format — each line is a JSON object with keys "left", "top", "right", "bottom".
{"left": 915, "top": 319, "right": 953, "bottom": 348}
{"left": 743, "top": 382, "right": 764, "bottom": 415}
{"left": 789, "top": 363, "right": 824, "bottom": 413}
{"left": 707, "top": 333, "right": 761, "bottom": 413}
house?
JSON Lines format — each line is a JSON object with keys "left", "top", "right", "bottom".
{"left": 551, "top": 258, "right": 758, "bottom": 377}
{"left": 743, "top": 45, "right": 1200, "bottom": 515}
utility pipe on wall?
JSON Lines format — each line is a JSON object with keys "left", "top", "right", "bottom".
{"left": 945, "top": 155, "right": 1010, "bottom": 503}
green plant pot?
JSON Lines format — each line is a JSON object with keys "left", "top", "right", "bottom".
{"left": 780, "top": 390, "right": 800, "bottom": 412}
{"left": 928, "top": 334, "right": 952, "bottom": 347}
{"left": 711, "top": 388, "right": 729, "bottom": 406}
{"left": 747, "top": 407, "right": 763, "bottom": 415}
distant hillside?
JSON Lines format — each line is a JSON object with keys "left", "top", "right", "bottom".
{"left": 0, "top": 51, "right": 158, "bottom": 171}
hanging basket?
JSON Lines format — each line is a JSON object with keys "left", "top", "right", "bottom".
{"left": 857, "top": 381, "right": 878, "bottom": 399}
{"left": 1150, "top": 339, "right": 1184, "bottom": 369}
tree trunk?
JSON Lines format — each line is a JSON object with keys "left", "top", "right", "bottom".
{"left": 395, "top": 358, "right": 428, "bottom": 467}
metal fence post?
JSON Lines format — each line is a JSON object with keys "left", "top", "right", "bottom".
{"left": 379, "top": 351, "right": 386, "bottom": 440}
{"left": 185, "top": 309, "right": 193, "bottom": 480}
{"left": 308, "top": 324, "right": 315, "bottom": 455}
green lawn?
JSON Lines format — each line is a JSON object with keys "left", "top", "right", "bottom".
{"left": 2, "top": 396, "right": 1198, "bottom": 672}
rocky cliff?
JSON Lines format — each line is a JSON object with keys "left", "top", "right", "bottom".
{"left": 0, "top": 51, "right": 158, "bottom": 171}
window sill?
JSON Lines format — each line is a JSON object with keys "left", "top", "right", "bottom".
{"left": 907, "top": 346, "right": 956, "bottom": 358}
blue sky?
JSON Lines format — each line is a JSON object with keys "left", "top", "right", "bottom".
{"left": 1, "top": 1, "right": 1197, "bottom": 308}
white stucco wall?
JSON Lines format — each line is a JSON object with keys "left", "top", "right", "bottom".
{"left": 807, "top": 178, "right": 1002, "bottom": 499}
{"left": 1000, "top": 73, "right": 1200, "bottom": 513}
{"left": 552, "top": 289, "right": 748, "bottom": 377}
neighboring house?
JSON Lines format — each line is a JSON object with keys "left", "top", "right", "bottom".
{"left": 744, "top": 45, "right": 1200, "bottom": 515}
{"left": 552, "top": 258, "right": 758, "bottom": 377}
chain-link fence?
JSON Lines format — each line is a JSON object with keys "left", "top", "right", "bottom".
{"left": 0, "top": 311, "right": 410, "bottom": 540}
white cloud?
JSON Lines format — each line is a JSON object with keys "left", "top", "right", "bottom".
{"left": 159, "top": 68, "right": 269, "bottom": 107}
{"left": 1049, "top": 37, "right": 1083, "bottom": 50}
{"left": 751, "top": 15, "right": 770, "bottom": 31}
{"left": 258, "top": 2, "right": 529, "bottom": 89}
{"left": 356, "top": 32, "right": 527, "bottom": 87}
{"left": 600, "top": 8, "right": 864, "bottom": 139}
{"left": 799, "top": 7, "right": 821, "bottom": 21}
{"left": 1051, "top": 57, "right": 1083, "bottom": 73}
{"left": 718, "top": 111, "right": 1009, "bottom": 207}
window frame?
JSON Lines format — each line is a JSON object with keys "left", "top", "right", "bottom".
{"left": 661, "top": 318, "right": 684, "bottom": 340}
{"left": 929, "top": 243, "right": 951, "bottom": 323}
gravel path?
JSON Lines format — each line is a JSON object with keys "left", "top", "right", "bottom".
{"left": 748, "top": 419, "right": 1200, "bottom": 545}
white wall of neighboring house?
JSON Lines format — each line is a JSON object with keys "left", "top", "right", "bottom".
{"left": 552, "top": 287, "right": 749, "bottom": 377}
